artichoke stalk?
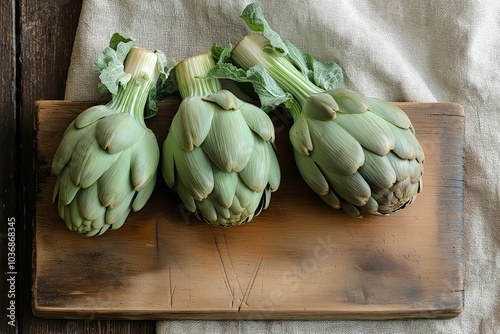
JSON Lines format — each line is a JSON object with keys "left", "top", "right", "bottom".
{"left": 161, "top": 52, "right": 281, "bottom": 227}
{"left": 52, "top": 46, "right": 161, "bottom": 236}
{"left": 228, "top": 28, "right": 424, "bottom": 217}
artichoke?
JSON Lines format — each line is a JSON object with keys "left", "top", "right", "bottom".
{"left": 289, "top": 89, "right": 424, "bottom": 216}
{"left": 161, "top": 52, "right": 280, "bottom": 227}
{"left": 208, "top": 5, "right": 424, "bottom": 217}
{"left": 52, "top": 44, "right": 163, "bottom": 236}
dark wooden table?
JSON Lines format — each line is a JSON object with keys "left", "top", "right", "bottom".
{"left": 0, "top": 0, "right": 155, "bottom": 332}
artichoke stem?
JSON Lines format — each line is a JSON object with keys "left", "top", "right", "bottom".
{"left": 176, "top": 52, "right": 222, "bottom": 98}
{"left": 231, "top": 33, "right": 323, "bottom": 110}
{"left": 106, "top": 47, "right": 160, "bottom": 123}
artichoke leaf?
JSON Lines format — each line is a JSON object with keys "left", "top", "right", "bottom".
{"left": 294, "top": 151, "right": 329, "bottom": 195}
{"left": 95, "top": 113, "right": 146, "bottom": 154}
{"left": 320, "top": 190, "right": 341, "bottom": 209}
{"left": 98, "top": 223, "right": 111, "bottom": 236}
{"left": 70, "top": 129, "right": 121, "bottom": 188}
{"left": 77, "top": 182, "right": 106, "bottom": 221}
{"left": 59, "top": 167, "right": 80, "bottom": 205}
{"left": 289, "top": 114, "right": 313, "bottom": 155}
{"left": 302, "top": 93, "right": 338, "bottom": 121}
{"left": 211, "top": 198, "right": 232, "bottom": 220}
{"left": 322, "top": 169, "right": 371, "bottom": 207}
{"left": 308, "top": 119, "right": 364, "bottom": 175}
{"left": 57, "top": 196, "right": 66, "bottom": 221}
{"left": 386, "top": 152, "right": 411, "bottom": 182}
{"left": 408, "top": 159, "right": 423, "bottom": 184}
{"left": 334, "top": 112, "right": 395, "bottom": 156}
{"left": 267, "top": 143, "right": 281, "bottom": 191}
{"left": 234, "top": 176, "right": 255, "bottom": 209}
{"left": 239, "top": 103, "right": 275, "bottom": 142}
{"left": 91, "top": 214, "right": 105, "bottom": 230}
{"left": 175, "top": 178, "right": 197, "bottom": 212}
{"left": 74, "top": 105, "right": 116, "bottom": 129}
{"left": 230, "top": 195, "right": 245, "bottom": 215}
{"left": 132, "top": 174, "right": 157, "bottom": 211}
{"left": 52, "top": 174, "right": 61, "bottom": 203}
{"left": 174, "top": 145, "right": 214, "bottom": 201}
{"left": 388, "top": 123, "right": 416, "bottom": 161}
{"left": 161, "top": 131, "right": 176, "bottom": 188}
{"left": 68, "top": 199, "right": 83, "bottom": 230}
{"left": 196, "top": 198, "right": 218, "bottom": 223}
{"left": 339, "top": 199, "right": 361, "bottom": 217}
{"left": 130, "top": 130, "right": 160, "bottom": 190}
{"left": 239, "top": 134, "right": 271, "bottom": 192}
{"left": 328, "top": 88, "right": 370, "bottom": 114}
{"left": 52, "top": 122, "right": 88, "bottom": 175}
{"left": 358, "top": 197, "right": 382, "bottom": 216}
{"left": 211, "top": 167, "right": 238, "bottom": 208}
{"left": 110, "top": 207, "right": 131, "bottom": 230}
{"left": 105, "top": 190, "right": 134, "bottom": 225}
{"left": 97, "top": 148, "right": 134, "bottom": 208}
{"left": 202, "top": 108, "right": 254, "bottom": 172}
{"left": 171, "top": 97, "right": 215, "bottom": 150}
{"left": 203, "top": 90, "right": 244, "bottom": 110}
{"left": 359, "top": 149, "right": 397, "bottom": 190}
{"left": 366, "top": 97, "right": 412, "bottom": 130}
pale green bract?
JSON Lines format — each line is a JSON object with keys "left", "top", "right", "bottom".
{"left": 161, "top": 53, "right": 280, "bottom": 227}
{"left": 208, "top": 4, "right": 425, "bottom": 217}
{"left": 52, "top": 37, "right": 165, "bottom": 236}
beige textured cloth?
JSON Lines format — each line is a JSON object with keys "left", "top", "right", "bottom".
{"left": 65, "top": 1, "right": 500, "bottom": 333}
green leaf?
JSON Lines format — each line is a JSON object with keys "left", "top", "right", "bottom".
{"left": 284, "top": 41, "right": 311, "bottom": 79}
{"left": 207, "top": 63, "right": 291, "bottom": 112}
{"left": 212, "top": 43, "right": 233, "bottom": 64}
{"left": 143, "top": 49, "right": 173, "bottom": 119}
{"left": 240, "top": 3, "right": 288, "bottom": 56}
{"left": 309, "top": 57, "right": 344, "bottom": 90}
{"left": 109, "top": 32, "right": 134, "bottom": 50}
{"left": 284, "top": 40, "right": 344, "bottom": 90}
{"left": 92, "top": 35, "right": 135, "bottom": 95}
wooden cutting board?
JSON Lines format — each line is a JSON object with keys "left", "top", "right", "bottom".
{"left": 33, "top": 100, "right": 464, "bottom": 320}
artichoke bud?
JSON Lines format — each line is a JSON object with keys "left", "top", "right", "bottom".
{"left": 52, "top": 46, "right": 162, "bottom": 236}
{"left": 293, "top": 88, "right": 424, "bottom": 217}
{"left": 162, "top": 53, "right": 281, "bottom": 227}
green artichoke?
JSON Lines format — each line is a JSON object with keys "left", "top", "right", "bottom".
{"left": 210, "top": 5, "right": 425, "bottom": 217}
{"left": 289, "top": 89, "right": 424, "bottom": 216}
{"left": 52, "top": 45, "right": 162, "bottom": 236}
{"left": 161, "top": 53, "right": 280, "bottom": 227}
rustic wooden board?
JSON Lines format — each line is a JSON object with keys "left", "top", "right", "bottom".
{"left": 33, "top": 100, "right": 464, "bottom": 320}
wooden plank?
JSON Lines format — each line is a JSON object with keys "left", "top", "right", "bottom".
{"left": 33, "top": 100, "right": 464, "bottom": 320}
{"left": 0, "top": 0, "right": 18, "bottom": 332}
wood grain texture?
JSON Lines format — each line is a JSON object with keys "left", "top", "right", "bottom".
{"left": 33, "top": 100, "right": 465, "bottom": 320}
{"left": 0, "top": 0, "right": 18, "bottom": 333}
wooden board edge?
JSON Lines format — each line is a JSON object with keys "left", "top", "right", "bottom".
{"left": 32, "top": 305, "right": 464, "bottom": 321}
